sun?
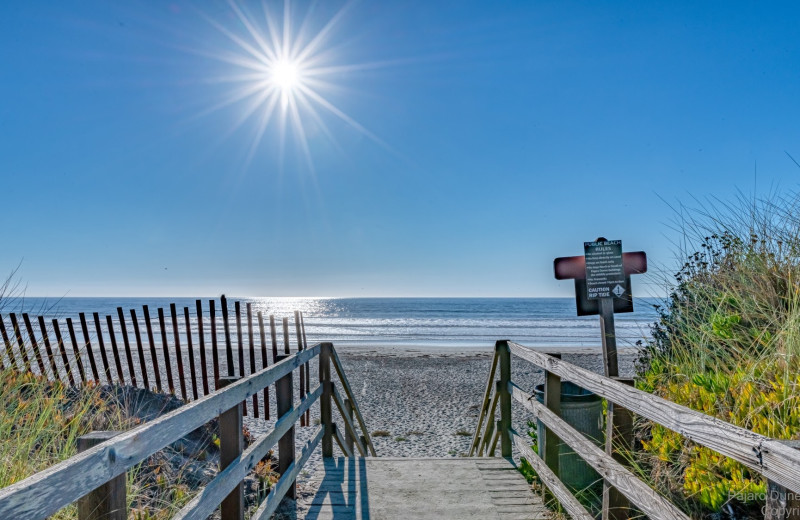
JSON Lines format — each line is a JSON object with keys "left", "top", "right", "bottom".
{"left": 271, "top": 59, "right": 300, "bottom": 93}
{"left": 270, "top": 58, "right": 302, "bottom": 107}
{"left": 196, "top": 1, "right": 390, "bottom": 170}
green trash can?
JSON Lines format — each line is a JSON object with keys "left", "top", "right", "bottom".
{"left": 534, "top": 381, "right": 603, "bottom": 492}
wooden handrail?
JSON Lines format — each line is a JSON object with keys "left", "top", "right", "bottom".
{"left": 333, "top": 424, "right": 354, "bottom": 458}
{"left": 250, "top": 426, "right": 325, "bottom": 520}
{"left": 0, "top": 344, "right": 320, "bottom": 520}
{"left": 332, "top": 384, "right": 368, "bottom": 456}
{"left": 511, "top": 430, "right": 593, "bottom": 520}
{"left": 508, "top": 341, "right": 800, "bottom": 495}
{"left": 511, "top": 382, "right": 688, "bottom": 520}
{"left": 471, "top": 339, "right": 800, "bottom": 520}
{"left": 469, "top": 348, "right": 499, "bottom": 456}
{"left": 489, "top": 427, "right": 500, "bottom": 456}
{"left": 330, "top": 346, "right": 377, "bottom": 456}
{"left": 0, "top": 340, "right": 376, "bottom": 520}
{"left": 171, "top": 385, "right": 322, "bottom": 520}
{"left": 478, "top": 388, "right": 499, "bottom": 456}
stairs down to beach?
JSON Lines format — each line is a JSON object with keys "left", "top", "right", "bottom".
{"left": 281, "top": 457, "right": 549, "bottom": 520}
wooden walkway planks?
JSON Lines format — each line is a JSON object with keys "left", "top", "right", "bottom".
{"left": 283, "top": 457, "right": 548, "bottom": 520}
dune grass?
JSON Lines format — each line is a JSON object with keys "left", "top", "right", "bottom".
{"left": 635, "top": 191, "right": 800, "bottom": 517}
{"left": 0, "top": 369, "right": 202, "bottom": 519}
{"left": 0, "top": 369, "right": 134, "bottom": 489}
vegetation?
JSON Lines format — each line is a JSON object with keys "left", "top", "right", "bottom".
{"left": 0, "top": 365, "right": 283, "bottom": 519}
{"left": 0, "top": 368, "right": 212, "bottom": 519}
{"left": 0, "top": 369, "right": 137, "bottom": 492}
{"left": 636, "top": 192, "right": 800, "bottom": 517}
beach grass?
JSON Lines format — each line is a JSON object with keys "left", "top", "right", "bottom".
{"left": 636, "top": 191, "right": 800, "bottom": 516}
{"left": 0, "top": 370, "right": 134, "bottom": 491}
{"left": 0, "top": 369, "right": 204, "bottom": 519}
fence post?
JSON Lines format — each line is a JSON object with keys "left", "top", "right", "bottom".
{"left": 765, "top": 442, "right": 800, "bottom": 520}
{"left": 77, "top": 431, "right": 125, "bottom": 520}
{"left": 497, "top": 340, "right": 512, "bottom": 457}
{"left": 276, "top": 354, "right": 297, "bottom": 500}
{"left": 543, "top": 353, "right": 562, "bottom": 503}
{"left": 344, "top": 398, "right": 355, "bottom": 456}
{"left": 218, "top": 376, "right": 243, "bottom": 520}
{"left": 319, "top": 342, "right": 334, "bottom": 458}
{"left": 603, "top": 378, "right": 635, "bottom": 520}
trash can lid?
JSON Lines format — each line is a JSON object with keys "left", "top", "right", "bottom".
{"left": 533, "top": 381, "right": 601, "bottom": 403}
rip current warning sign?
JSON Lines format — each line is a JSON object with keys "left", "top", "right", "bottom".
{"left": 583, "top": 240, "right": 626, "bottom": 299}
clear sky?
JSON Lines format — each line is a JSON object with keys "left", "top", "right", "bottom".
{"left": 2, "top": 1, "right": 799, "bottom": 297}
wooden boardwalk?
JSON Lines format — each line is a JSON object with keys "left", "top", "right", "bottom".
{"left": 6, "top": 340, "right": 800, "bottom": 520}
{"left": 282, "top": 457, "right": 549, "bottom": 520}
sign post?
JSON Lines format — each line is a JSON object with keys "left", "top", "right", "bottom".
{"left": 554, "top": 238, "right": 647, "bottom": 520}
{"left": 583, "top": 239, "right": 625, "bottom": 377}
{"left": 598, "top": 299, "right": 618, "bottom": 378}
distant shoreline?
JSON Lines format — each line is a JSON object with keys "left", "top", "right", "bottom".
{"left": 333, "top": 343, "right": 642, "bottom": 357}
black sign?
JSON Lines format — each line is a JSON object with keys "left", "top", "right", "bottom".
{"left": 573, "top": 278, "right": 633, "bottom": 316}
{"left": 584, "top": 240, "right": 625, "bottom": 299}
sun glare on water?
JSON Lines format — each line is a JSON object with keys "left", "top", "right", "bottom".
{"left": 198, "top": 1, "right": 389, "bottom": 169}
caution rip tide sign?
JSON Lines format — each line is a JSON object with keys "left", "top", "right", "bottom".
{"left": 553, "top": 239, "right": 647, "bottom": 317}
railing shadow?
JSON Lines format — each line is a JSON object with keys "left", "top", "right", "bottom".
{"left": 304, "top": 457, "right": 370, "bottom": 520}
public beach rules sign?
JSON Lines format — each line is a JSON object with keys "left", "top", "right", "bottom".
{"left": 583, "top": 240, "right": 625, "bottom": 299}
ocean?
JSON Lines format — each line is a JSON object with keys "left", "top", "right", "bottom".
{"left": 1, "top": 297, "right": 659, "bottom": 349}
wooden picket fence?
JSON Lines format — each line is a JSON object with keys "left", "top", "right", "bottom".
{"left": 0, "top": 296, "right": 313, "bottom": 423}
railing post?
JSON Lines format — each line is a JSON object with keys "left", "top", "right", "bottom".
{"left": 77, "top": 431, "right": 125, "bottom": 520}
{"left": 603, "top": 378, "right": 634, "bottom": 520}
{"left": 765, "top": 442, "right": 800, "bottom": 520}
{"left": 543, "top": 353, "right": 562, "bottom": 503}
{"left": 275, "top": 355, "right": 297, "bottom": 500}
{"left": 497, "top": 340, "right": 512, "bottom": 458}
{"left": 320, "top": 342, "right": 334, "bottom": 458}
{"left": 218, "top": 376, "right": 243, "bottom": 520}
{"left": 344, "top": 398, "right": 355, "bottom": 456}
{"left": 481, "top": 400, "right": 497, "bottom": 457}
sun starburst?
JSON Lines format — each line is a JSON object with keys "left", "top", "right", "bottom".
{"left": 196, "top": 0, "right": 389, "bottom": 171}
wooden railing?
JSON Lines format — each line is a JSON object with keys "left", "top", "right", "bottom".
{"left": 0, "top": 342, "right": 375, "bottom": 520}
{"left": 471, "top": 340, "right": 800, "bottom": 520}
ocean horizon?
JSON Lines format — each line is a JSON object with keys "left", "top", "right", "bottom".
{"left": 0, "top": 297, "right": 660, "bottom": 349}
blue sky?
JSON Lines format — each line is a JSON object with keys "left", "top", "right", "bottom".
{"left": 2, "top": 1, "right": 799, "bottom": 297}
